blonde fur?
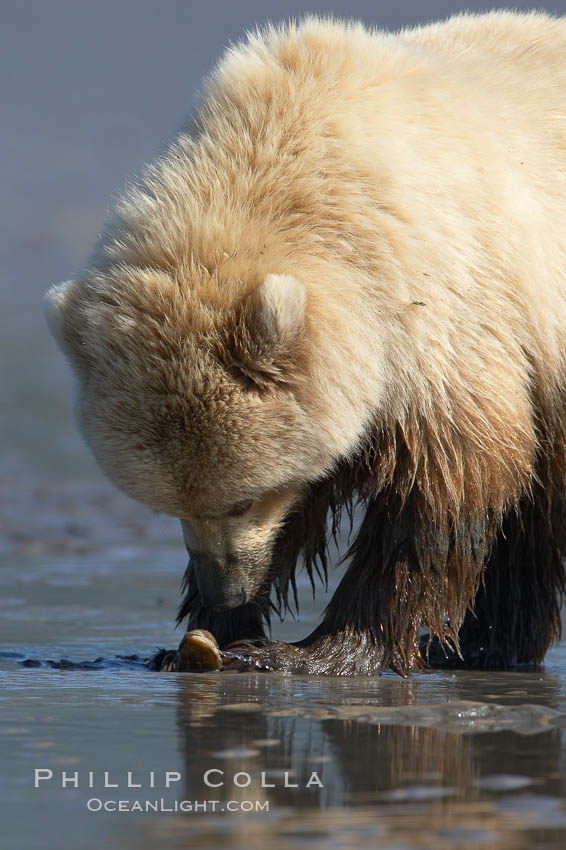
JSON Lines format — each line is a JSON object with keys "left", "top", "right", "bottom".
{"left": 45, "top": 10, "right": 566, "bottom": 671}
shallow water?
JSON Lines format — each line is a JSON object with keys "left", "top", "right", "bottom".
{"left": 2, "top": 481, "right": 566, "bottom": 850}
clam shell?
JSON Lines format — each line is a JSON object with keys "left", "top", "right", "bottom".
{"left": 175, "top": 629, "right": 222, "bottom": 671}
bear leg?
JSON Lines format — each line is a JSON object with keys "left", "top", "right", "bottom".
{"left": 426, "top": 487, "right": 566, "bottom": 669}
{"left": 223, "top": 493, "right": 450, "bottom": 675}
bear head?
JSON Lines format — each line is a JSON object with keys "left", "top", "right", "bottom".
{"left": 44, "top": 265, "right": 346, "bottom": 610}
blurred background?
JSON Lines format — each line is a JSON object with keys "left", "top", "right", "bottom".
{"left": 3, "top": 0, "right": 566, "bottom": 484}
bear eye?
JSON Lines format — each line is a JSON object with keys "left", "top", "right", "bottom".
{"left": 226, "top": 500, "right": 253, "bottom": 518}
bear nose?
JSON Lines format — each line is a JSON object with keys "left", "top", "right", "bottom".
{"left": 190, "top": 554, "right": 247, "bottom": 611}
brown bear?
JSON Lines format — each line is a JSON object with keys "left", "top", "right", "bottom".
{"left": 45, "top": 10, "right": 566, "bottom": 675}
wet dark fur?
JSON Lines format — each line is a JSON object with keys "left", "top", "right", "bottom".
{"left": 168, "top": 385, "right": 566, "bottom": 676}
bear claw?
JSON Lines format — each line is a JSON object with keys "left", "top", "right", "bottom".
{"left": 220, "top": 641, "right": 277, "bottom": 672}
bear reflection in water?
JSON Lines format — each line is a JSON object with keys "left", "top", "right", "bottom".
{"left": 158, "top": 674, "right": 566, "bottom": 848}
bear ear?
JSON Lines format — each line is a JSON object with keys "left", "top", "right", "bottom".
{"left": 248, "top": 273, "right": 306, "bottom": 344}
{"left": 231, "top": 274, "right": 307, "bottom": 388}
{"left": 43, "top": 279, "right": 78, "bottom": 350}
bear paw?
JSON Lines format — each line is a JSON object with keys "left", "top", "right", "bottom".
{"left": 220, "top": 639, "right": 298, "bottom": 673}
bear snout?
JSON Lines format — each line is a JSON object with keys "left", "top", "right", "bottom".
{"left": 190, "top": 554, "right": 250, "bottom": 611}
